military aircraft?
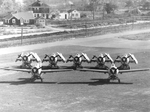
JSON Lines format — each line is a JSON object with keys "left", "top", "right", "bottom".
{"left": 42, "top": 52, "right": 66, "bottom": 68}
{"left": 90, "top": 53, "right": 113, "bottom": 69}
{"left": 0, "top": 63, "right": 72, "bottom": 82}
{"left": 114, "top": 53, "right": 138, "bottom": 70}
{"left": 15, "top": 52, "right": 39, "bottom": 69}
{"left": 78, "top": 63, "right": 149, "bottom": 83}
{"left": 66, "top": 53, "right": 90, "bottom": 69}
{"left": 30, "top": 52, "right": 42, "bottom": 63}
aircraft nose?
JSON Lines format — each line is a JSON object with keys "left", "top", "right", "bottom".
{"left": 32, "top": 67, "right": 38, "bottom": 73}
{"left": 50, "top": 56, "right": 55, "bottom": 61}
{"left": 110, "top": 67, "right": 117, "bottom": 74}
{"left": 23, "top": 56, "right": 27, "bottom": 61}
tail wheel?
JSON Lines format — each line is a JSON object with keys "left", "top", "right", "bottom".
{"left": 118, "top": 79, "right": 121, "bottom": 83}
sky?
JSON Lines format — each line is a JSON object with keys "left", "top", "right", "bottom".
{"left": 15, "top": 0, "right": 24, "bottom": 5}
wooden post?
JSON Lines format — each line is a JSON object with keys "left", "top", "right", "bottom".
{"left": 20, "top": 18, "right": 24, "bottom": 45}
{"left": 21, "top": 26, "right": 23, "bottom": 45}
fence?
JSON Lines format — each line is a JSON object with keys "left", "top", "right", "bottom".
{"left": 1, "top": 20, "right": 150, "bottom": 48}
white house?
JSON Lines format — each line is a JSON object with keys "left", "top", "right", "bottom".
{"left": 67, "top": 10, "right": 80, "bottom": 19}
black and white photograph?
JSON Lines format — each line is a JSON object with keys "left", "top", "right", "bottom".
{"left": 0, "top": 0, "right": 150, "bottom": 111}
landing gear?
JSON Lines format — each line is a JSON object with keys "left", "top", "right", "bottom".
{"left": 40, "top": 77, "right": 43, "bottom": 82}
{"left": 30, "top": 76, "right": 43, "bottom": 82}
{"left": 118, "top": 64, "right": 130, "bottom": 70}
{"left": 117, "top": 78, "right": 121, "bottom": 83}
{"left": 49, "top": 64, "right": 59, "bottom": 69}
{"left": 30, "top": 77, "right": 36, "bottom": 82}
{"left": 107, "top": 75, "right": 121, "bottom": 83}
{"left": 73, "top": 64, "right": 83, "bottom": 70}
{"left": 96, "top": 64, "right": 109, "bottom": 70}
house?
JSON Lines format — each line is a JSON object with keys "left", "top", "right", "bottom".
{"left": 59, "top": 12, "right": 69, "bottom": 20}
{"left": 139, "top": 2, "right": 150, "bottom": 10}
{"left": 28, "top": 0, "right": 50, "bottom": 19}
{"left": 67, "top": 10, "right": 80, "bottom": 20}
{"left": 4, "top": 12, "right": 35, "bottom": 26}
{"left": 35, "top": 16, "right": 46, "bottom": 27}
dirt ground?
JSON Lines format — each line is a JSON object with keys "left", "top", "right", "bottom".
{"left": 0, "top": 29, "right": 150, "bottom": 112}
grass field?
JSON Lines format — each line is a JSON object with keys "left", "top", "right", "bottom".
{"left": 0, "top": 45, "right": 150, "bottom": 112}
{"left": 0, "top": 25, "right": 150, "bottom": 111}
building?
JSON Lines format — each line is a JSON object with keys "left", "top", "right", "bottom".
{"left": 59, "top": 12, "right": 69, "bottom": 20}
{"left": 35, "top": 16, "right": 46, "bottom": 27}
{"left": 28, "top": 0, "right": 50, "bottom": 19}
{"left": 139, "top": 2, "right": 150, "bottom": 10}
{"left": 67, "top": 10, "right": 80, "bottom": 20}
{"left": 4, "top": 12, "right": 35, "bottom": 26}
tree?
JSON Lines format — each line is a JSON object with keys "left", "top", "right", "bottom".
{"left": 0, "top": 0, "right": 14, "bottom": 14}
{"left": 142, "top": 1, "right": 150, "bottom": 10}
{"left": 85, "top": 0, "right": 100, "bottom": 19}
{"left": 104, "top": 3, "right": 118, "bottom": 14}
{"left": 125, "top": 0, "right": 134, "bottom": 10}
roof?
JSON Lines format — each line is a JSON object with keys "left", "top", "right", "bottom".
{"left": 67, "top": 9, "right": 74, "bottom": 13}
{"left": 35, "top": 16, "right": 45, "bottom": 20}
{"left": 67, "top": 10, "right": 78, "bottom": 13}
{"left": 30, "top": 0, "right": 49, "bottom": 7}
{"left": 13, "top": 12, "right": 35, "bottom": 20}
{"left": 4, "top": 14, "right": 13, "bottom": 20}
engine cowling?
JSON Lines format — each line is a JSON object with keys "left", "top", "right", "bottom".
{"left": 50, "top": 56, "right": 55, "bottom": 62}
{"left": 121, "top": 57, "right": 127, "bottom": 63}
{"left": 74, "top": 57, "right": 79, "bottom": 63}
{"left": 98, "top": 57, "right": 105, "bottom": 63}
{"left": 109, "top": 67, "right": 117, "bottom": 75}
{"left": 23, "top": 56, "right": 28, "bottom": 61}
{"left": 32, "top": 67, "right": 38, "bottom": 74}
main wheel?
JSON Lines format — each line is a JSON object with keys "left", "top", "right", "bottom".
{"left": 40, "top": 78, "right": 43, "bottom": 82}
{"left": 30, "top": 78, "right": 36, "bottom": 82}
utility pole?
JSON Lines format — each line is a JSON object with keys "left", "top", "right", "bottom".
{"left": 102, "top": 0, "right": 105, "bottom": 20}
{"left": 92, "top": 0, "right": 95, "bottom": 20}
{"left": 20, "top": 18, "right": 24, "bottom": 45}
{"left": 69, "top": 1, "right": 74, "bottom": 33}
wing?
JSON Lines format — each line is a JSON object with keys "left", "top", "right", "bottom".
{"left": 104, "top": 53, "right": 113, "bottom": 62}
{"left": 114, "top": 59, "right": 121, "bottom": 63}
{"left": 90, "top": 59, "right": 97, "bottom": 62}
{"left": 41, "top": 69, "right": 73, "bottom": 73}
{"left": 119, "top": 68, "right": 150, "bottom": 74}
{"left": 57, "top": 52, "right": 66, "bottom": 62}
{"left": 15, "top": 58, "right": 22, "bottom": 62}
{"left": 81, "top": 53, "right": 90, "bottom": 62}
{"left": 78, "top": 68, "right": 108, "bottom": 73}
{"left": 0, "top": 67, "right": 31, "bottom": 73}
{"left": 42, "top": 59, "right": 49, "bottom": 62}
{"left": 128, "top": 53, "right": 138, "bottom": 64}
{"left": 57, "top": 59, "right": 65, "bottom": 62}
{"left": 31, "top": 58, "right": 38, "bottom": 62}
{"left": 105, "top": 59, "right": 113, "bottom": 63}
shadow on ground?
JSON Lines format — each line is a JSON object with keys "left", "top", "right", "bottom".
{"left": 0, "top": 78, "right": 133, "bottom": 85}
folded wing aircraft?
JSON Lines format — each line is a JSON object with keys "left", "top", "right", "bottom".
{"left": 0, "top": 65, "right": 72, "bottom": 82}
{"left": 78, "top": 64, "right": 150, "bottom": 83}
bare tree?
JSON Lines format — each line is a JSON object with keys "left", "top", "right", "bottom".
{"left": 0, "top": 0, "right": 14, "bottom": 14}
